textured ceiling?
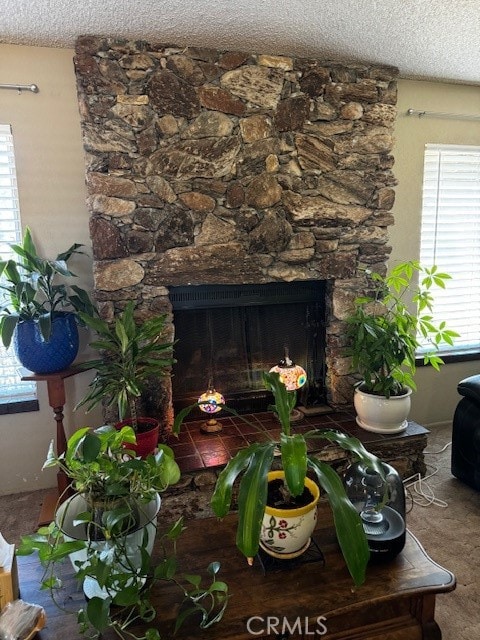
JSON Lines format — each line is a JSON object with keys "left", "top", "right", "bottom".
{"left": 1, "top": 0, "right": 480, "bottom": 84}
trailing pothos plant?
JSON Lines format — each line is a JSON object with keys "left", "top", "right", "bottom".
{"left": 345, "top": 261, "right": 459, "bottom": 398}
{"left": 174, "top": 371, "right": 385, "bottom": 587}
{"left": 17, "top": 426, "right": 229, "bottom": 639}
{"left": 18, "top": 518, "right": 228, "bottom": 640}
{"left": 41, "top": 424, "right": 180, "bottom": 506}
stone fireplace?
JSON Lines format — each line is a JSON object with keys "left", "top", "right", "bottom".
{"left": 73, "top": 36, "right": 398, "bottom": 430}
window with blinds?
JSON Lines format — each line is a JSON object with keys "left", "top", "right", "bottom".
{"left": 418, "top": 143, "right": 480, "bottom": 356}
{"left": 0, "top": 124, "right": 37, "bottom": 403}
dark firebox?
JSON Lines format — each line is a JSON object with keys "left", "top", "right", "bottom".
{"left": 170, "top": 281, "right": 326, "bottom": 415}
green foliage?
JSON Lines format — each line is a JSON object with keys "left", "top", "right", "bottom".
{"left": 0, "top": 227, "right": 96, "bottom": 347}
{"left": 174, "top": 370, "right": 385, "bottom": 587}
{"left": 43, "top": 425, "right": 181, "bottom": 506}
{"left": 17, "top": 425, "right": 228, "bottom": 638}
{"left": 75, "top": 301, "right": 175, "bottom": 429}
{"left": 345, "top": 261, "right": 459, "bottom": 398}
{"left": 18, "top": 517, "right": 228, "bottom": 639}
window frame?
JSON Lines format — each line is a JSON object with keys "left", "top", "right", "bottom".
{"left": 417, "top": 142, "right": 480, "bottom": 362}
{"left": 0, "top": 123, "right": 38, "bottom": 411}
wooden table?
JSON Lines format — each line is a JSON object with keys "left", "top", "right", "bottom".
{"left": 17, "top": 503, "right": 455, "bottom": 639}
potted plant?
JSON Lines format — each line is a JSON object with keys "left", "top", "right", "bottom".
{"left": 0, "top": 227, "right": 95, "bottom": 373}
{"left": 75, "top": 301, "right": 175, "bottom": 457}
{"left": 18, "top": 425, "right": 229, "bottom": 639}
{"left": 345, "top": 260, "right": 458, "bottom": 432}
{"left": 174, "top": 370, "right": 385, "bottom": 587}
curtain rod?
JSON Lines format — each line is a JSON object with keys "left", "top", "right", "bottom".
{"left": 0, "top": 83, "right": 39, "bottom": 93}
{"left": 407, "top": 108, "right": 480, "bottom": 122}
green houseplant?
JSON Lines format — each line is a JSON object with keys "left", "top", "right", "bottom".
{"left": 0, "top": 226, "right": 95, "bottom": 373}
{"left": 174, "top": 370, "right": 385, "bottom": 587}
{"left": 75, "top": 301, "right": 175, "bottom": 456}
{"left": 18, "top": 425, "right": 228, "bottom": 639}
{"left": 345, "top": 261, "right": 458, "bottom": 432}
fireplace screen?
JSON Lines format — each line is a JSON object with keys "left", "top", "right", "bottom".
{"left": 170, "top": 281, "right": 327, "bottom": 415}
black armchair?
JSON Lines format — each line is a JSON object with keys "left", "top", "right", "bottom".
{"left": 451, "top": 374, "right": 480, "bottom": 490}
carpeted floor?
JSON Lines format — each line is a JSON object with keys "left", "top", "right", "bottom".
{"left": 404, "top": 423, "right": 480, "bottom": 640}
{"left": 0, "top": 423, "right": 475, "bottom": 638}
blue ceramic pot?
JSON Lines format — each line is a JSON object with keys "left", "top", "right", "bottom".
{"left": 14, "top": 312, "right": 79, "bottom": 374}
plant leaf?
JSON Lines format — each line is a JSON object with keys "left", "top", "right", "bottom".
{"left": 235, "top": 443, "right": 276, "bottom": 559}
{"left": 211, "top": 445, "right": 259, "bottom": 517}
{"left": 281, "top": 433, "right": 307, "bottom": 497}
{"left": 86, "top": 596, "right": 111, "bottom": 633}
{"left": 308, "top": 457, "right": 369, "bottom": 586}
{"left": 0, "top": 314, "right": 18, "bottom": 348}
{"left": 81, "top": 432, "right": 101, "bottom": 463}
{"left": 262, "top": 371, "right": 295, "bottom": 433}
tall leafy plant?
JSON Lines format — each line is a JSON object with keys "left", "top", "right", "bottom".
{"left": 345, "top": 261, "right": 459, "bottom": 398}
{"left": 76, "top": 302, "right": 175, "bottom": 430}
{"left": 174, "top": 371, "right": 385, "bottom": 587}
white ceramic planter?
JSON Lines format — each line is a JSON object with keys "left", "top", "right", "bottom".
{"left": 260, "top": 471, "right": 320, "bottom": 559}
{"left": 55, "top": 493, "right": 161, "bottom": 598}
{"left": 354, "top": 385, "right": 412, "bottom": 434}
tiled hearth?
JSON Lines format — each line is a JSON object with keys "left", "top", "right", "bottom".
{"left": 167, "top": 410, "right": 428, "bottom": 478}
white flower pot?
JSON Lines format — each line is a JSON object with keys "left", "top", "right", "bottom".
{"left": 55, "top": 493, "right": 161, "bottom": 598}
{"left": 354, "top": 385, "right": 412, "bottom": 434}
{"left": 260, "top": 471, "right": 320, "bottom": 559}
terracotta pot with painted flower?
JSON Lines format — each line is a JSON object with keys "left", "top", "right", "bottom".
{"left": 260, "top": 470, "right": 320, "bottom": 559}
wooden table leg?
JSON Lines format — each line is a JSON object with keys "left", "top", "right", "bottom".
{"left": 20, "top": 366, "right": 91, "bottom": 527}
{"left": 47, "top": 379, "right": 70, "bottom": 503}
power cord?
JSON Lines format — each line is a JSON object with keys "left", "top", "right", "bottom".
{"left": 403, "top": 442, "right": 452, "bottom": 511}
{"left": 423, "top": 441, "right": 452, "bottom": 456}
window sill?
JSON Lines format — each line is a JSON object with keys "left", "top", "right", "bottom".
{"left": 0, "top": 399, "right": 39, "bottom": 415}
{"left": 416, "top": 351, "right": 480, "bottom": 366}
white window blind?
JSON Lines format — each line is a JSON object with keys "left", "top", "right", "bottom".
{"left": 418, "top": 143, "right": 480, "bottom": 356}
{"left": 0, "top": 124, "right": 36, "bottom": 401}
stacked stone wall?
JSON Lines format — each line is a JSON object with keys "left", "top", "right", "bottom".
{"left": 74, "top": 36, "right": 399, "bottom": 421}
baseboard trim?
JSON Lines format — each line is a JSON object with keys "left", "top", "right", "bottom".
{"left": 418, "top": 420, "right": 452, "bottom": 430}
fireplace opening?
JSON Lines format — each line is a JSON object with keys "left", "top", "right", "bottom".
{"left": 169, "top": 281, "right": 328, "bottom": 417}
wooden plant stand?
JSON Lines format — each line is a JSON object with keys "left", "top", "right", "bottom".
{"left": 21, "top": 365, "right": 90, "bottom": 525}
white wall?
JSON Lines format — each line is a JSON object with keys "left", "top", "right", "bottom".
{"left": 390, "top": 79, "right": 480, "bottom": 428}
{"left": 0, "top": 44, "right": 102, "bottom": 495}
